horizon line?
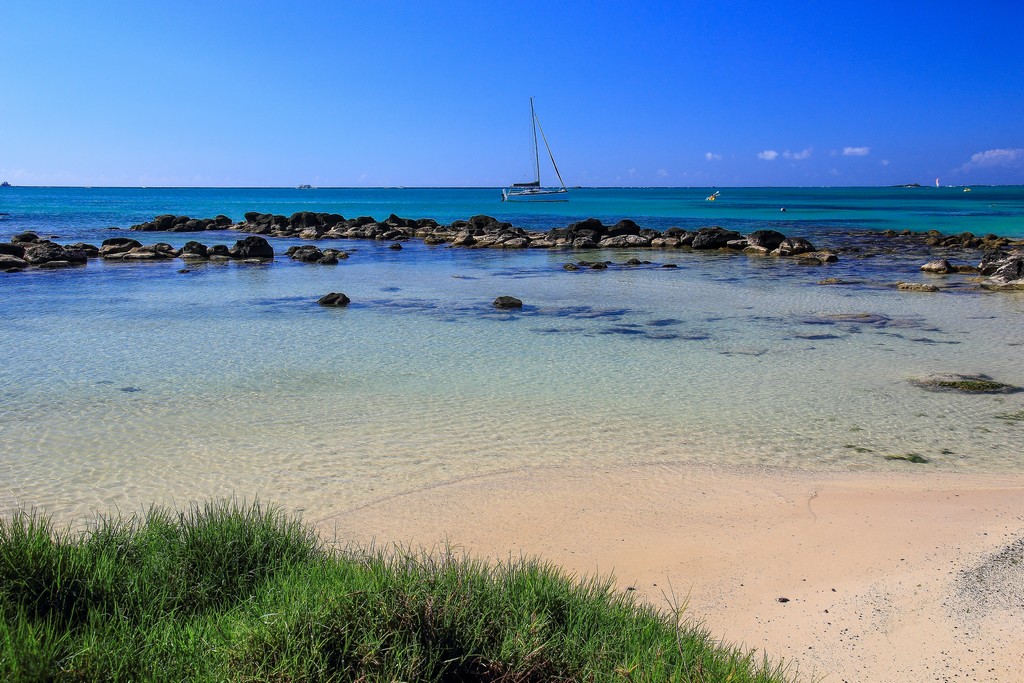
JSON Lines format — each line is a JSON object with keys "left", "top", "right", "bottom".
{"left": 2, "top": 183, "right": 1017, "bottom": 190}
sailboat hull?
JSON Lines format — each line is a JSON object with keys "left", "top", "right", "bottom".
{"left": 502, "top": 187, "right": 569, "bottom": 202}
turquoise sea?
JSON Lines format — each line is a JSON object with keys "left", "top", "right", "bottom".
{"left": 2, "top": 186, "right": 1023, "bottom": 525}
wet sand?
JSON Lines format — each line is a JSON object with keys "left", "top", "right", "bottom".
{"left": 320, "top": 464, "right": 1024, "bottom": 683}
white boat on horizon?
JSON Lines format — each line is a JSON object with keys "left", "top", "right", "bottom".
{"left": 501, "top": 98, "right": 568, "bottom": 202}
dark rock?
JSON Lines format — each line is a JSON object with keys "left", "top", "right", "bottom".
{"left": 556, "top": 217, "right": 606, "bottom": 244}
{"left": 180, "top": 241, "right": 209, "bottom": 258}
{"left": 0, "top": 254, "right": 29, "bottom": 270}
{"left": 606, "top": 219, "right": 642, "bottom": 237}
{"left": 288, "top": 245, "right": 325, "bottom": 262}
{"left": 121, "top": 246, "right": 172, "bottom": 260}
{"left": 23, "top": 242, "right": 88, "bottom": 265}
{"left": 12, "top": 232, "right": 41, "bottom": 243}
{"left": 493, "top": 296, "right": 523, "bottom": 309}
{"left": 208, "top": 244, "right": 231, "bottom": 257}
{"left": 0, "top": 242, "right": 26, "bottom": 258}
{"left": 776, "top": 237, "right": 816, "bottom": 256}
{"left": 452, "top": 232, "right": 476, "bottom": 247}
{"left": 318, "top": 292, "right": 350, "bottom": 307}
{"left": 676, "top": 231, "right": 696, "bottom": 246}
{"left": 288, "top": 211, "right": 321, "bottom": 229}
{"left": 747, "top": 229, "right": 787, "bottom": 250}
{"left": 64, "top": 242, "right": 100, "bottom": 257}
{"left": 563, "top": 263, "right": 580, "bottom": 271}
{"left": 100, "top": 237, "right": 143, "bottom": 256}
{"left": 691, "top": 227, "right": 741, "bottom": 250}
{"left": 229, "top": 236, "right": 274, "bottom": 259}
{"left": 389, "top": 242, "right": 403, "bottom": 250}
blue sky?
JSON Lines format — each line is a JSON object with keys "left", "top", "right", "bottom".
{"left": 2, "top": 1, "right": 1022, "bottom": 187}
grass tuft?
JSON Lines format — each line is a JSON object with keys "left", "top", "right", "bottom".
{"left": 1, "top": 500, "right": 792, "bottom": 682}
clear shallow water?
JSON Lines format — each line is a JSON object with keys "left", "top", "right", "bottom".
{"left": 2, "top": 187, "right": 1023, "bottom": 525}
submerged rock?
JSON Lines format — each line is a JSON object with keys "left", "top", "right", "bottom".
{"left": 885, "top": 453, "right": 930, "bottom": 464}
{"left": 909, "top": 373, "right": 1021, "bottom": 394}
{"left": 897, "top": 282, "right": 940, "bottom": 292}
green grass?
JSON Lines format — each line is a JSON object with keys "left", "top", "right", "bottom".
{"left": 1, "top": 500, "right": 792, "bottom": 682}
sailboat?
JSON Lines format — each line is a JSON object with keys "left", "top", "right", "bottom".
{"left": 502, "top": 98, "right": 568, "bottom": 202}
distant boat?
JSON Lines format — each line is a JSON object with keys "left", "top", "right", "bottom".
{"left": 935, "top": 177, "right": 940, "bottom": 188}
{"left": 501, "top": 98, "right": 568, "bottom": 202}
{"left": 706, "top": 190, "right": 720, "bottom": 201}
{"left": 963, "top": 187, "right": 972, "bottom": 192}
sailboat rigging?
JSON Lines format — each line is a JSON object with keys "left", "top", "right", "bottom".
{"left": 502, "top": 98, "right": 568, "bottom": 202}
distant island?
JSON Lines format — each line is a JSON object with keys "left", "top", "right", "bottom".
{"left": 297, "top": 184, "right": 313, "bottom": 190}
{"left": 1, "top": 181, "right": 11, "bottom": 187}
{"left": 892, "top": 183, "right": 922, "bottom": 188}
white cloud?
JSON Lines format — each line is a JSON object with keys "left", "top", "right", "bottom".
{"left": 656, "top": 168, "right": 669, "bottom": 177}
{"left": 880, "top": 159, "right": 890, "bottom": 166}
{"left": 783, "top": 147, "right": 813, "bottom": 161}
{"left": 961, "top": 148, "right": 1024, "bottom": 170}
{"left": 829, "top": 168, "right": 841, "bottom": 176}
{"left": 843, "top": 146, "right": 870, "bottom": 156}
{"left": 705, "top": 152, "right": 723, "bottom": 161}
{"left": 758, "top": 150, "right": 779, "bottom": 161}
{"left": 628, "top": 168, "right": 637, "bottom": 177}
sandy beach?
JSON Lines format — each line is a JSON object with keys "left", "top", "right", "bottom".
{"left": 322, "top": 464, "right": 1024, "bottom": 683}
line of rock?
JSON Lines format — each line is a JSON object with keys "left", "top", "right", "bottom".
{"left": 131, "top": 212, "right": 840, "bottom": 263}
{"left": 4, "top": 211, "right": 1023, "bottom": 290}
{"left": 0, "top": 233, "right": 277, "bottom": 271}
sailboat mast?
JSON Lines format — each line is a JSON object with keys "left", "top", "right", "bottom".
{"left": 530, "top": 97, "right": 540, "bottom": 185}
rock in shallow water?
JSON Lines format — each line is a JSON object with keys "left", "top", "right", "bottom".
{"left": 493, "top": 296, "right": 523, "bottom": 309}
{"left": 318, "top": 292, "right": 351, "bottom": 307}
{"left": 909, "top": 373, "right": 1021, "bottom": 394}
{"left": 897, "top": 281, "right": 940, "bottom": 292}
